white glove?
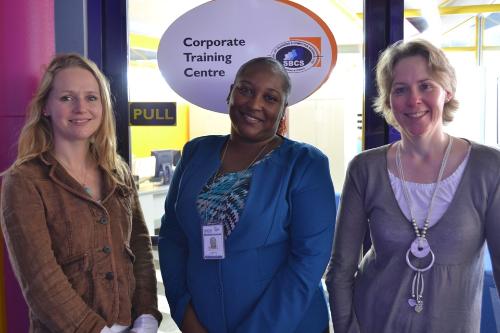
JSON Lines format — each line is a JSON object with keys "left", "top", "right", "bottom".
{"left": 100, "top": 324, "right": 130, "bottom": 333}
{"left": 130, "top": 314, "right": 159, "bottom": 333}
{"left": 100, "top": 327, "right": 113, "bottom": 333}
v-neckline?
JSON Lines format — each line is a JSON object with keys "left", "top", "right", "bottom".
{"left": 223, "top": 137, "right": 288, "bottom": 244}
{"left": 382, "top": 141, "right": 472, "bottom": 233}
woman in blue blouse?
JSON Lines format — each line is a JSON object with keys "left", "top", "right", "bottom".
{"left": 158, "top": 57, "right": 336, "bottom": 333}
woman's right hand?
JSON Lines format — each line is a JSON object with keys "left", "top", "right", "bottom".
{"left": 181, "top": 303, "right": 208, "bottom": 333}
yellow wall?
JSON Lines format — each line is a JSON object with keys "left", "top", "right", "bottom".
{"left": 189, "top": 105, "right": 230, "bottom": 139}
{"left": 130, "top": 103, "right": 189, "bottom": 158}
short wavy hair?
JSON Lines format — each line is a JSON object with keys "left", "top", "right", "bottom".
{"left": 373, "top": 39, "right": 459, "bottom": 130}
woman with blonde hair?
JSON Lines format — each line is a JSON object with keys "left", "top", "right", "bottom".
{"left": 326, "top": 39, "right": 499, "bottom": 332}
{"left": 1, "top": 53, "right": 161, "bottom": 333}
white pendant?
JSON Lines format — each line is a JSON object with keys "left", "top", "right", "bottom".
{"left": 410, "top": 237, "right": 431, "bottom": 258}
{"left": 415, "top": 301, "right": 423, "bottom": 313}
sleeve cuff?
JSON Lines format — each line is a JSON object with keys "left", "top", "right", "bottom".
{"left": 75, "top": 310, "right": 108, "bottom": 333}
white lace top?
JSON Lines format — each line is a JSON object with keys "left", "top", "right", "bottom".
{"left": 388, "top": 147, "right": 471, "bottom": 228}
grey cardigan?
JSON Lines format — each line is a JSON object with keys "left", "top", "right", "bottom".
{"left": 325, "top": 141, "right": 500, "bottom": 333}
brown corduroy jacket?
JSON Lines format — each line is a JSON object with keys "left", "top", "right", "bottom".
{"left": 0, "top": 153, "right": 162, "bottom": 333}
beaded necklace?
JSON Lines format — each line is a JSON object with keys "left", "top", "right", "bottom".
{"left": 395, "top": 135, "right": 453, "bottom": 313}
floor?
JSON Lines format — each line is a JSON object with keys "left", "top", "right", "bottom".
{"left": 153, "top": 248, "right": 498, "bottom": 333}
{"left": 152, "top": 246, "right": 334, "bottom": 333}
{"left": 153, "top": 248, "right": 182, "bottom": 333}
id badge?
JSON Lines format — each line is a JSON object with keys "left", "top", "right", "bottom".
{"left": 202, "top": 224, "right": 225, "bottom": 260}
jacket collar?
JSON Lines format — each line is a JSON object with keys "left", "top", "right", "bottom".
{"left": 40, "top": 151, "right": 118, "bottom": 203}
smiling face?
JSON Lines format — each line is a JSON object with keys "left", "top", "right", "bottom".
{"left": 45, "top": 67, "right": 103, "bottom": 145}
{"left": 389, "top": 55, "right": 451, "bottom": 139}
{"left": 228, "top": 63, "right": 287, "bottom": 143}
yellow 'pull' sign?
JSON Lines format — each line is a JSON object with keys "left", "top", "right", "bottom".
{"left": 129, "top": 102, "right": 176, "bottom": 126}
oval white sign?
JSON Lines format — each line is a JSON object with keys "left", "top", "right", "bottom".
{"left": 157, "top": 0, "right": 337, "bottom": 113}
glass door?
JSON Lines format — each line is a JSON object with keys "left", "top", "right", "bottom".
{"left": 127, "top": 1, "right": 364, "bottom": 331}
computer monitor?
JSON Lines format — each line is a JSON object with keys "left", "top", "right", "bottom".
{"left": 151, "top": 149, "right": 181, "bottom": 178}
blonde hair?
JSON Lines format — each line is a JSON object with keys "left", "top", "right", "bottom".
{"left": 373, "top": 39, "right": 459, "bottom": 130}
{"left": 5, "top": 53, "right": 127, "bottom": 183}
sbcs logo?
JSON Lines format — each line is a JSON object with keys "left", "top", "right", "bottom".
{"left": 271, "top": 37, "right": 321, "bottom": 73}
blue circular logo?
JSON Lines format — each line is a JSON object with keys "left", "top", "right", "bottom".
{"left": 271, "top": 40, "right": 320, "bottom": 73}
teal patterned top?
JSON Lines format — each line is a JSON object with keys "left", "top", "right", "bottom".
{"left": 197, "top": 154, "right": 271, "bottom": 238}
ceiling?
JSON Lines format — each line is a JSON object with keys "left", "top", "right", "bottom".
{"left": 128, "top": 0, "right": 500, "bottom": 60}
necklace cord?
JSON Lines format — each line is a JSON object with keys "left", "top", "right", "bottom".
{"left": 396, "top": 135, "right": 453, "bottom": 234}
{"left": 217, "top": 137, "right": 273, "bottom": 178}
{"left": 54, "top": 155, "right": 91, "bottom": 191}
{"left": 204, "top": 136, "right": 274, "bottom": 222}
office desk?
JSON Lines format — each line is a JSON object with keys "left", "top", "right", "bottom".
{"left": 138, "top": 183, "right": 169, "bottom": 235}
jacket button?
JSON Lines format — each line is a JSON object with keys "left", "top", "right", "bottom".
{"left": 103, "top": 246, "right": 111, "bottom": 254}
{"left": 105, "top": 272, "right": 114, "bottom": 280}
{"left": 99, "top": 217, "right": 108, "bottom": 225}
